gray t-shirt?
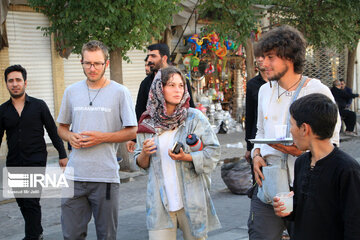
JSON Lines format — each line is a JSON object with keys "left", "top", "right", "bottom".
{"left": 57, "top": 80, "right": 137, "bottom": 183}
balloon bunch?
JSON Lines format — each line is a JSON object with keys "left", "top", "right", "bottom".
{"left": 185, "top": 32, "right": 240, "bottom": 60}
{"left": 187, "top": 34, "right": 203, "bottom": 55}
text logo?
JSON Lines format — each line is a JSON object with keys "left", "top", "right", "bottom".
{"left": 2, "top": 166, "right": 74, "bottom": 199}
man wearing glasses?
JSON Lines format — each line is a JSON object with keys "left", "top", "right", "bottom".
{"left": 57, "top": 40, "right": 137, "bottom": 239}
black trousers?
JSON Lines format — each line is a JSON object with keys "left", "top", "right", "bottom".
{"left": 15, "top": 197, "right": 43, "bottom": 239}
{"left": 340, "top": 109, "right": 357, "bottom": 132}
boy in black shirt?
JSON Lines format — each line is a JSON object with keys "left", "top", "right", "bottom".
{"left": 273, "top": 93, "right": 360, "bottom": 240}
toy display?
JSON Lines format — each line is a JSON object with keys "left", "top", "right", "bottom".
{"left": 178, "top": 31, "right": 248, "bottom": 133}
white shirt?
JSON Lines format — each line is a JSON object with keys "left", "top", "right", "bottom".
{"left": 159, "top": 128, "right": 184, "bottom": 211}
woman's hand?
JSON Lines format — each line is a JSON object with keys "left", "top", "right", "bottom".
{"left": 168, "top": 148, "right": 192, "bottom": 162}
{"left": 142, "top": 138, "right": 157, "bottom": 156}
{"left": 137, "top": 137, "right": 156, "bottom": 169}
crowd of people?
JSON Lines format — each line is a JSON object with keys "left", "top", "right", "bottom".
{"left": 0, "top": 24, "right": 360, "bottom": 240}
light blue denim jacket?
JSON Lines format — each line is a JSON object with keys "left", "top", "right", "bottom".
{"left": 134, "top": 108, "right": 221, "bottom": 238}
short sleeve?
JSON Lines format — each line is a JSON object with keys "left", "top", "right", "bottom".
{"left": 119, "top": 87, "right": 138, "bottom": 127}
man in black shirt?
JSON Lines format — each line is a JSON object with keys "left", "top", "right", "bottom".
{"left": 245, "top": 43, "right": 268, "bottom": 171}
{"left": 0, "top": 65, "right": 67, "bottom": 240}
{"left": 340, "top": 79, "right": 354, "bottom": 108}
{"left": 331, "top": 80, "right": 359, "bottom": 136}
{"left": 126, "top": 43, "right": 195, "bottom": 152}
{"left": 273, "top": 93, "right": 360, "bottom": 240}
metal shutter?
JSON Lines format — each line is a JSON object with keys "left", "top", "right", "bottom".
{"left": 122, "top": 49, "right": 147, "bottom": 103}
{"left": 6, "top": 11, "right": 54, "bottom": 114}
{"left": 6, "top": 11, "right": 54, "bottom": 143}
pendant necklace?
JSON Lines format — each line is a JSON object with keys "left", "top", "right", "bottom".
{"left": 87, "top": 78, "right": 107, "bottom": 106}
{"left": 277, "top": 75, "right": 302, "bottom": 103}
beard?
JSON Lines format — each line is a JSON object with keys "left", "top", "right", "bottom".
{"left": 9, "top": 89, "right": 25, "bottom": 99}
{"left": 267, "top": 65, "right": 288, "bottom": 81}
{"left": 83, "top": 67, "right": 106, "bottom": 82}
{"left": 148, "top": 60, "right": 162, "bottom": 72}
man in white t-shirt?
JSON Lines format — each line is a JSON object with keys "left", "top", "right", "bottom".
{"left": 57, "top": 40, "right": 137, "bottom": 240}
{"left": 247, "top": 25, "right": 341, "bottom": 240}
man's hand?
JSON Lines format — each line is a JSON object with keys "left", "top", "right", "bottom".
{"left": 59, "top": 158, "right": 68, "bottom": 170}
{"left": 79, "top": 131, "right": 105, "bottom": 148}
{"left": 126, "top": 140, "right": 136, "bottom": 153}
{"left": 253, "top": 155, "right": 267, "bottom": 187}
{"left": 273, "top": 193, "right": 293, "bottom": 217}
{"left": 67, "top": 132, "right": 83, "bottom": 149}
{"left": 268, "top": 143, "right": 302, "bottom": 157}
{"left": 245, "top": 150, "right": 252, "bottom": 163}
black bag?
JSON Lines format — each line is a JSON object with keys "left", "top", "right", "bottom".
{"left": 218, "top": 121, "right": 228, "bottom": 134}
{"left": 221, "top": 159, "right": 253, "bottom": 195}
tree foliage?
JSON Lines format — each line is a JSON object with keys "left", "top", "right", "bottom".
{"left": 198, "top": 0, "right": 265, "bottom": 45}
{"left": 28, "top": 0, "right": 182, "bottom": 58}
{"left": 267, "top": 0, "right": 360, "bottom": 51}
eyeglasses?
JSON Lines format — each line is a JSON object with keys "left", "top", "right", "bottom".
{"left": 81, "top": 62, "right": 105, "bottom": 70}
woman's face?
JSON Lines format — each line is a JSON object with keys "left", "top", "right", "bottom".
{"left": 163, "top": 73, "right": 185, "bottom": 106}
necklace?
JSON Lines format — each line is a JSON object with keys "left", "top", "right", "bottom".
{"left": 277, "top": 75, "right": 302, "bottom": 103}
{"left": 87, "top": 78, "right": 107, "bottom": 106}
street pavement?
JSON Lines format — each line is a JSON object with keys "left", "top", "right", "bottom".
{"left": 0, "top": 128, "right": 359, "bottom": 240}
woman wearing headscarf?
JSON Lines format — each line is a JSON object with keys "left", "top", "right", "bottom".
{"left": 134, "top": 66, "right": 221, "bottom": 240}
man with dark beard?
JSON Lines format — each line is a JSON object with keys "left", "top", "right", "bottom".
{"left": 245, "top": 43, "right": 268, "bottom": 167}
{"left": 126, "top": 43, "right": 195, "bottom": 152}
{"left": 0, "top": 64, "right": 67, "bottom": 240}
{"left": 247, "top": 25, "right": 341, "bottom": 240}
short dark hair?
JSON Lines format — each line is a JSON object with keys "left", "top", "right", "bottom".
{"left": 147, "top": 43, "right": 170, "bottom": 59}
{"left": 4, "top": 65, "right": 27, "bottom": 82}
{"left": 81, "top": 40, "right": 109, "bottom": 61}
{"left": 257, "top": 25, "right": 306, "bottom": 74}
{"left": 161, "top": 66, "right": 185, "bottom": 87}
{"left": 290, "top": 93, "right": 338, "bottom": 140}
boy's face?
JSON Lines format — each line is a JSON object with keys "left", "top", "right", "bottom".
{"left": 290, "top": 116, "right": 308, "bottom": 151}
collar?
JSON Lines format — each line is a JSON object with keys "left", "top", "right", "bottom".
{"left": 24, "top": 94, "right": 30, "bottom": 102}
{"left": 7, "top": 93, "right": 30, "bottom": 105}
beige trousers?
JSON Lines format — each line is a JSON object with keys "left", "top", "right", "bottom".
{"left": 148, "top": 208, "right": 207, "bottom": 240}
